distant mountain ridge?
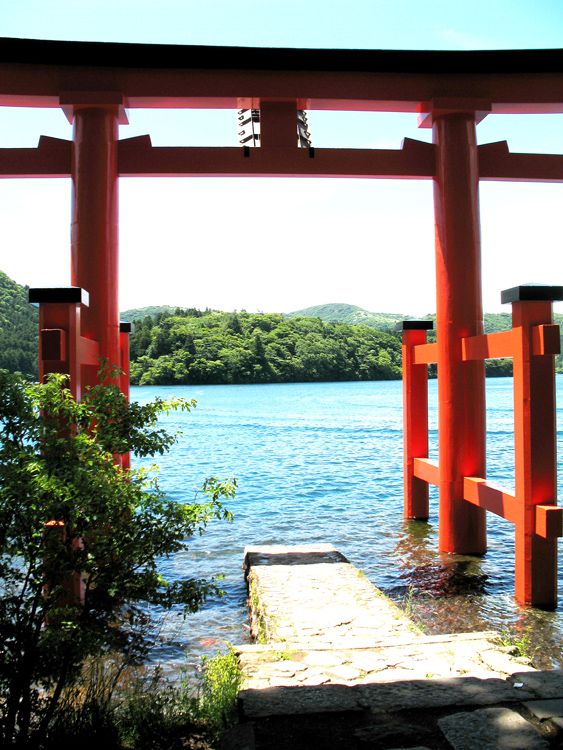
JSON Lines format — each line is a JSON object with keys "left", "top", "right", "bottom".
{"left": 120, "top": 305, "right": 177, "bottom": 323}
{"left": 286, "top": 301, "right": 563, "bottom": 338}
{"left": 1, "top": 272, "right": 561, "bottom": 379}
{"left": 120, "top": 302, "right": 417, "bottom": 331}
{"left": 285, "top": 303, "right": 419, "bottom": 331}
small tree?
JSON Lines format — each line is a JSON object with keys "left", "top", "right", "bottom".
{"left": 0, "top": 370, "right": 235, "bottom": 747}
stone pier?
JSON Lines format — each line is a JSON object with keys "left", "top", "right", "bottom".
{"left": 224, "top": 545, "right": 563, "bottom": 750}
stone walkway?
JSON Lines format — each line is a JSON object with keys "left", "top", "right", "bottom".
{"left": 222, "top": 544, "right": 563, "bottom": 750}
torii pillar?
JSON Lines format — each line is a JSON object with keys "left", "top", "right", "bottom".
{"left": 430, "top": 107, "right": 488, "bottom": 555}
{"left": 62, "top": 93, "right": 125, "bottom": 387}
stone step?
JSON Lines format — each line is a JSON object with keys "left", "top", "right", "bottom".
{"left": 438, "top": 706, "right": 550, "bottom": 749}
{"left": 237, "top": 633, "right": 534, "bottom": 690}
{"left": 231, "top": 545, "right": 562, "bottom": 750}
{"left": 244, "top": 544, "right": 419, "bottom": 646}
{"left": 241, "top": 544, "right": 535, "bottom": 691}
{"left": 239, "top": 676, "right": 537, "bottom": 719}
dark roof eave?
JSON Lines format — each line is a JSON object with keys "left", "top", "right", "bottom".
{"left": 1, "top": 36, "right": 563, "bottom": 75}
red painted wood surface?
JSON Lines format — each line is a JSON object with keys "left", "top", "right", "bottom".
{"left": 402, "top": 328, "right": 430, "bottom": 520}
{"left": 38, "top": 301, "right": 83, "bottom": 400}
{"left": 512, "top": 300, "right": 559, "bottom": 606}
{"left": 70, "top": 104, "right": 120, "bottom": 385}
{"left": 433, "top": 113, "right": 487, "bottom": 556}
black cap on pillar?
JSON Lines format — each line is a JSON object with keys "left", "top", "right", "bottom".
{"left": 501, "top": 284, "right": 563, "bottom": 304}
{"left": 396, "top": 320, "right": 434, "bottom": 331}
{"left": 28, "top": 287, "right": 89, "bottom": 306}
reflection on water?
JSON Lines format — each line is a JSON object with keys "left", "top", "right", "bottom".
{"left": 390, "top": 519, "right": 562, "bottom": 669}
{"left": 131, "top": 378, "right": 563, "bottom": 673}
{"left": 393, "top": 522, "right": 489, "bottom": 597}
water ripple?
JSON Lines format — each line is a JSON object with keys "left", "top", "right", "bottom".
{"left": 133, "top": 377, "right": 563, "bottom": 671}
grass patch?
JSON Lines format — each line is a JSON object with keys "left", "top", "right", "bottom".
{"left": 42, "top": 646, "right": 243, "bottom": 750}
{"left": 248, "top": 573, "right": 273, "bottom": 644}
{"left": 497, "top": 628, "right": 536, "bottom": 664}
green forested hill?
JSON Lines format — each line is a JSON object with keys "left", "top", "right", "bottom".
{"left": 129, "top": 310, "right": 403, "bottom": 385}
{"left": 286, "top": 303, "right": 407, "bottom": 331}
{"left": 288, "top": 303, "right": 562, "bottom": 374}
{"left": 120, "top": 305, "right": 177, "bottom": 323}
{"left": 0, "top": 271, "right": 38, "bottom": 378}
{"left": 287, "top": 302, "right": 563, "bottom": 336}
{"left": 1, "top": 272, "right": 561, "bottom": 383}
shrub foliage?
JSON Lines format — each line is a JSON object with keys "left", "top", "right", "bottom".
{"left": 0, "top": 370, "right": 235, "bottom": 747}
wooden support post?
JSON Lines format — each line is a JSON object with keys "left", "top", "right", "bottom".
{"left": 29, "top": 287, "right": 90, "bottom": 401}
{"left": 259, "top": 100, "right": 299, "bottom": 148}
{"left": 504, "top": 284, "right": 563, "bottom": 607}
{"left": 64, "top": 94, "right": 125, "bottom": 389}
{"left": 29, "top": 287, "right": 94, "bottom": 608}
{"left": 119, "top": 321, "right": 132, "bottom": 470}
{"left": 400, "top": 320, "right": 433, "bottom": 519}
{"left": 432, "top": 112, "right": 487, "bottom": 555}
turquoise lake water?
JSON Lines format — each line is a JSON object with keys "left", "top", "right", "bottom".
{"left": 132, "top": 377, "right": 563, "bottom": 672}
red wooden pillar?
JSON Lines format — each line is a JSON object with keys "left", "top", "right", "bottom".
{"left": 504, "top": 284, "right": 562, "bottom": 607}
{"left": 29, "top": 286, "right": 92, "bottom": 607}
{"left": 63, "top": 94, "right": 125, "bottom": 388}
{"left": 400, "top": 320, "right": 433, "bottom": 519}
{"left": 432, "top": 112, "right": 487, "bottom": 554}
{"left": 119, "top": 321, "right": 132, "bottom": 470}
{"left": 119, "top": 322, "right": 131, "bottom": 401}
{"left": 29, "top": 287, "right": 90, "bottom": 401}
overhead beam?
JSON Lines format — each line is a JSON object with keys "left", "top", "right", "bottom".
{"left": 117, "top": 135, "right": 435, "bottom": 178}
{"left": 2, "top": 135, "right": 563, "bottom": 183}
{"left": 2, "top": 38, "right": 563, "bottom": 113}
{"left": 479, "top": 141, "right": 563, "bottom": 182}
{"left": 0, "top": 136, "right": 71, "bottom": 177}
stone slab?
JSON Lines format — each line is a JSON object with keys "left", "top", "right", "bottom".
{"left": 238, "top": 543, "right": 554, "bottom": 748}
{"left": 239, "top": 684, "right": 362, "bottom": 718}
{"left": 511, "top": 670, "right": 563, "bottom": 698}
{"left": 239, "top": 676, "right": 538, "bottom": 719}
{"left": 358, "top": 677, "right": 536, "bottom": 712}
{"left": 244, "top": 544, "right": 418, "bottom": 647}
{"left": 243, "top": 545, "right": 534, "bottom": 694}
{"left": 524, "top": 698, "right": 563, "bottom": 719}
{"left": 238, "top": 635, "right": 537, "bottom": 691}
{"left": 438, "top": 707, "right": 550, "bottom": 750}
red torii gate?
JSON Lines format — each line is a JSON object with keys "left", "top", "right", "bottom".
{"left": 0, "top": 38, "right": 561, "bottom": 606}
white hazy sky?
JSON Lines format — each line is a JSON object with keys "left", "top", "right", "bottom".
{"left": 0, "top": 1, "right": 563, "bottom": 315}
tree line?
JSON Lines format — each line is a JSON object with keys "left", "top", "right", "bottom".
{"left": 4, "top": 268, "right": 562, "bottom": 384}
{"left": 129, "top": 309, "right": 404, "bottom": 385}
{"left": 0, "top": 271, "right": 38, "bottom": 378}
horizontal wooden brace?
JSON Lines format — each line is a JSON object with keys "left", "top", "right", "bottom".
{"left": 117, "top": 135, "right": 436, "bottom": 178}
{"left": 0, "top": 136, "right": 71, "bottom": 177}
{"left": 413, "top": 457, "right": 439, "bottom": 486}
{"left": 479, "top": 141, "right": 563, "bottom": 182}
{"left": 535, "top": 505, "right": 563, "bottom": 538}
{"left": 462, "top": 330, "right": 515, "bottom": 361}
{"left": 2, "top": 133, "right": 563, "bottom": 184}
{"left": 412, "top": 342, "right": 438, "bottom": 365}
{"left": 80, "top": 336, "right": 100, "bottom": 366}
{"left": 463, "top": 480, "right": 562, "bottom": 537}
{"left": 463, "top": 477, "right": 517, "bottom": 523}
